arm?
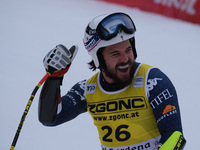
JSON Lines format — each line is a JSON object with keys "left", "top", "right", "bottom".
{"left": 146, "top": 68, "right": 186, "bottom": 149}
{"left": 38, "top": 44, "right": 86, "bottom": 126}
{"left": 38, "top": 77, "right": 62, "bottom": 124}
{"left": 49, "top": 80, "right": 87, "bottom": 126}
{"left": 39, "top": 79, "right": 87, "bottom": 126}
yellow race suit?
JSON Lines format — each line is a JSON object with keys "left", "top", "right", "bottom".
{"left": 86, "top": 64, "right": 161, "bottom": 150}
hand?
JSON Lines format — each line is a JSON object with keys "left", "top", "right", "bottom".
{"left": 43, "top": 44, "right": 78, "bottom": 77}
{"left": 158, "top": 131, "right": 186, "bottom": 150}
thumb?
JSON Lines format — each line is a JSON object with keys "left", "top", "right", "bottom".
{"left": 69, "top": 45, "right": 78, "bottom": 61}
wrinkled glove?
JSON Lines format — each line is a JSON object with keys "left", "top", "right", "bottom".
{"left": 43, "top": 44, "right": 78, "bottom": 77}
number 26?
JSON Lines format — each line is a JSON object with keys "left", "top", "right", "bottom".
{"left": 101, "top": 125, "right": 131, "bottom": 142}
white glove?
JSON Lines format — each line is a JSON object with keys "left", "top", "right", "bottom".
{"left": 43, "top": 44, "right": 78, "bottom": 77}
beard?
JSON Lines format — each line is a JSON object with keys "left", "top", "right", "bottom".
{"left": 104, "top": 60, "right": 135, "bottom": 89}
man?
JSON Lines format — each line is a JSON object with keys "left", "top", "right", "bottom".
{"left": 38, "top": 12, "right": 186, "bottom": 149}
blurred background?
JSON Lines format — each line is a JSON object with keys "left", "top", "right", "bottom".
{"left": 1, "top": 0, "right": 200, "bottom": 149}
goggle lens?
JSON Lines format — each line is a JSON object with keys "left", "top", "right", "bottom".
{"left": 96, "top": 13, "right": 136, "bottom": 40}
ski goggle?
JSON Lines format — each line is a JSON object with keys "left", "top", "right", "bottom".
{"left": 96, "top": 13, "right": 136, "bottom": 41}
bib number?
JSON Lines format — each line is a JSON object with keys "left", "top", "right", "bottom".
{"left": 102, "top": 125, "right": 131, "bottom": 142}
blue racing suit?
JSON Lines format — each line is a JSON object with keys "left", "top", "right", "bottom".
{"left": 38, "top": 62, "right": 185, "bottom": 149}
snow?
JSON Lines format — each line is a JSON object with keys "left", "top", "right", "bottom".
{"left": 1, "top": 0, "right": 200, "bottom": 149}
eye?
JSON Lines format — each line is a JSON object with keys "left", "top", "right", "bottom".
{"left": 126, "top": 47, "right": 132, "bottom": 53}
{"left": 111, "top": 52, "right": 120, "bottom": 57}
{"left": 108, "top": 50, "right": 120, "bottom": 57}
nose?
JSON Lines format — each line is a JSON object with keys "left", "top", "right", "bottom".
{"left": 119, "top": 53, "right": 129, "bottom": 63}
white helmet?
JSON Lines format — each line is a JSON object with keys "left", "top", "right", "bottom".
{"left": 83, "top": 12, "right": 137, "bottom": 68}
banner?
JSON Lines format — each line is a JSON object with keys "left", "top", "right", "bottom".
{"left": 100, "top": 0, "right": 200, "bottom": 24}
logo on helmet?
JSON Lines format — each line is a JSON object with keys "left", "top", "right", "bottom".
{"left": 84, "top": 34, "right": 101, "bottom": 52}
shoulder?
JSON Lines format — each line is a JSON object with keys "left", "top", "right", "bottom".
{"left": 145, "top": 67, "right": 177, "bottom": 103}
{"left": 135, "top": 63, "right": 170, "bottom": 84}
{"left": 70, "top": 79, "right": 87, "bottom": 95}
{"left": 87, "top": 72, "right": 99, "bottom": 84}
{"left": 147, "top": 67, "right": 174, "bottom": 88}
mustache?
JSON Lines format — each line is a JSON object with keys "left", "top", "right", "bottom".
{"left": 115, "top": 60, "right": 132, "bottom": 68}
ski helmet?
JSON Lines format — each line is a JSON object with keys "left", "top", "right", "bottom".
{"left": 83, "top": 12, "right": 137, "bottom": 68}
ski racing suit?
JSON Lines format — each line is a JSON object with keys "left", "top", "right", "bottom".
{"left": 38, "top": 62, "right": 186, "bottom": 150}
